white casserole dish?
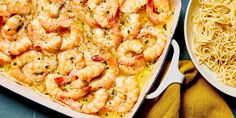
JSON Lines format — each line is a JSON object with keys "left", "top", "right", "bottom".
{"left": 0, "top": 0, "right": 182, "bottom": 117}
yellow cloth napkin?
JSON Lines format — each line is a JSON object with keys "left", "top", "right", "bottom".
{"left": 138, "top": 60, "right": 234, "bottom": 118}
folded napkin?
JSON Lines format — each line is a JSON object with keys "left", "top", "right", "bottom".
{"left": 137, "top": 60, "right": 234, "bottom": 118}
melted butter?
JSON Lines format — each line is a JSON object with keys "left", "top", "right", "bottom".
{"left": 99, "top": 111, "right": 125, "bottom": 118}
{"left": 79, "top": 98, "right": 90, "bottom": 105}
{"left": 138, "top": 8, "right": 150, "bottom": 25}
{"left": 32, "top": 81, "right": 47, "bottom": 93}
{"left": 0, "top": 64, "right": 11, "bottom": 72}
{"left": 135, "top": 64, "right": 154, "bottom": 90}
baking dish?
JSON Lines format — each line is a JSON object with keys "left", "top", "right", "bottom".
{"left": 0, "top": 0, "right": 182, "bottom": 117}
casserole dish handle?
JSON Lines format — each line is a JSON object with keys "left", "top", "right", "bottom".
{"left": 146, "top": 40, "right": 185, "bottom": 99}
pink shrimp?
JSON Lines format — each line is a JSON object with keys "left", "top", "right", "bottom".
{"left": 137, "top": 23, "right": 167, "bottom": 61}
{"left": 60, "top": 89, "right": 108, "bottom": 114}
{"left": 46, "top": 74, "right": 91, "bottom": 101}
{"left": 0, "top": 51, "right": 11, "bottom": 65}
{"left": 89, "top": 53, "right": 119, "bottom": 91}
{"left": 0, "top": 15, "right": 32, "bottom": 56}
{"left": 146, "top": 0, "right": 172, "bottom": 24}
{"left": 93, "top": 22, "right": 122, "bottom": 49}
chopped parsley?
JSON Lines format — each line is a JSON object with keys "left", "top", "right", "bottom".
{"left": 163, "top": 24, "right": 167, "bottom": 30}
{"left": 127, "top": 30, "right": 130, "bottom": 34}
{"left": 70, "top": 57, "right": 74, "bottom": 60}
{"left": 45, "top": 65, "right": 49, "bottom": 69}
{"left": 13, "top": 62, "right": 17, "bottom": 66}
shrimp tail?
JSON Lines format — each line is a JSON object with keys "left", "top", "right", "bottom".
{"left": 54, "top": 76, "right": 76, "bottom": 86}
{"left": 0, "top": 16, "right": 3, "bottom": 28}
{"left": 146, "top": 0, "right": 171, "bottom": 24}
{"left": 146, "top": 0, "right": 159, "bottom": 24}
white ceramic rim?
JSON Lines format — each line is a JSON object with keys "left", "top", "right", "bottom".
{"left": 184, "top": 0, "right": 236, "bottom": 97}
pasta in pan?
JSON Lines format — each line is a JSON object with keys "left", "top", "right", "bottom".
{"left": 0, "top": 0, "right": 173, "bottom": 117}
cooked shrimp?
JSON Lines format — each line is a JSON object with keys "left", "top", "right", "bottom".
{"left": 89, "top": 54, "right": 119, "bottom": 91}
{"left": 0, "top": 4, "right": 11, "bottom": 21}
{"left": 69, "top": 78, "right": 89, "bottom": 90}
{"left": 93, "top": 23, "right": 122, "bottom": 49}
{"left": 44, "top": 4, "right": 60, "bottom": 17}
{"left": 55, "top": 54, "right": 106, "bottom": 85}
{"left": 0, "top": 15, "right": 32, "bottom": 56}
{"left": 74, "top": 8, "right": 99, "bottom": 28}
{"left": 117, "top": 40, "right": 144, "bottom": 66}
{"left": 6, "top": 0, "right": 31, "bottom": 15}
{"left": 60, "top": 89, "right": 108, "bottom": 113}
{"left": 0, "top": 34, "right": 32, "bottom": 56}
{"left": 146, "top": 0, "right": 172, "bottom": 24}
{"left": 79, "top": 0, "right": 118, "bottom": 28}
{"left": 21, "top": 61, "right": 54, "bottom": 82}
{"left": 90, "top": 69, "right": 117, "bottom": 90}
{"left": 28, "top": 19, "right": 62, "bottom": 52}
{"left": 0, "top": 39, "right": 9, "bottom": 55}
{"left": 120, "top": 0, "right": 147, "bottom": 14}
{"left": 45, "top": 74, "right": 91, "bottom": 100}
{"left": 43, "top": 0, "right": 66, "bottom": 17}
{"left": 87, "top": 0, "right": 102, "bottom": 10}
{"left": 27, "top": 19, "right": 44, "bottom": 40}
{"left": 37, "top": 0, "right": 72, "bottom": 32}
{"left": 117, "top": 76, "right": 139, "bottom": 113}
{"left": 36, "top": 33, "right": 62, "bottom": 52}
{"left": 92, "top": 0, "right": 119, "bottom": 28}
{"left": 103, "top": 76, "right": 126, "bottom": 111}
{"left": 6, "top": 36, "right": 32, "bottom": 56}
{"left": 9, "top": 50, "right": 57, "bottom": 84}
{"left": 38, "top": 12, "right": 72, "bottom": 32}
{"left": 72, "top": 0, "right": 98, "bottom": 27}
{"left": 137, "top": 23, "right": 166, "bottom": 61}
{"left": 120, "top": 14, "right": 141, "bottom": 40}
{"left": 57, "top": 49, "right": 86, "bottom": 75}
{"left": 60, "top": 24, "right": 83, "bottom": 51}
{"left": 73, "top": 0, "right": 102, "bottom": 28}
{"left": 2, "top": 15, "right": 23, "bottom": 38}
{"left": 117, "top": 40, "right": 145, "bottom": 74}
{"left": 42, "top": 33, "right": 62, "bottom": 52}
{"left": 0, "top": 51, "right": 11, "bottom": 65}
{"left": 0, "top": 0, "right": 31, "bottom": 21}
{"left": 69, "top": 62, "right": 105, "bottom": 82}
{"left": 104, "top": 76, "right": 139, "bottom": 113}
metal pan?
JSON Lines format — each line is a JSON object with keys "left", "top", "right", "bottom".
{"left": 0, "top": 0, "right": 182, "bottom": 117}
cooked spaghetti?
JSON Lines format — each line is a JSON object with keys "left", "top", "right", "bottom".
{"left": 191, "top": 0, "right": 236, "bottom": 87}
